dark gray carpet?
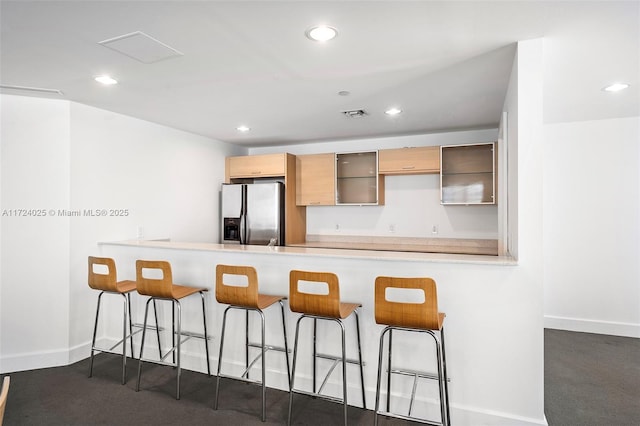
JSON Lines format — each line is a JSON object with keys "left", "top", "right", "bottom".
{"left": 1, "top": 355, "right": 411, "bottom": 425}
{"left": 544, "top": 329, "right": 640, "bottom": 426}
{"left": 3, "top": 329, "right": 639, "bottom": 425}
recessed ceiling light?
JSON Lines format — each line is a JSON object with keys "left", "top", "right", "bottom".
{"left": 305, "top": 25, "right": 338, "bottom": 42}
{"left": 385, "top": 107, "right": 402, "bottom": 116}
{"left": 94, "top": 75, "right": 118, "bottom": 85}
{"left": 236, "top": 125, "right": 250, "bottom": 132}
{"left": 603, "top": 83, "right": 629, "bottom": 92}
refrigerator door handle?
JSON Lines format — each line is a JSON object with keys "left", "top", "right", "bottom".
{"left": 239, "top": 213, "right": 246, "bottom": 244}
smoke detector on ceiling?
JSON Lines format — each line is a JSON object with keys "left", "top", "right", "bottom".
{"left": 341, "top": 109, "right": 368, "bottom": 118}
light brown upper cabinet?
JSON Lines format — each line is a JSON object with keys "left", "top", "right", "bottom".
{"left": 336, "top": 151, "right": 384, "bottom": 205}
{"left": 227, "top": 153, "right": 287, "bottom": 179}
{"left": 440, "top": 142, "right": 496, "bottom": 205}
{"left": 378, "top": 146, "right": 440, "bottom": 175}
{"left": 296, "top": 153, "right": 336, "bottom": 206}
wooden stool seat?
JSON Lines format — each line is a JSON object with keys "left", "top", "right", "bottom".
{"left": 214, "top": 264, "right": 290, "bottom": 422}
{"left": 135, "top": 259, "right": 211, "bottom": 400}
{"left": 337, "top": 302, "right": 361, "bottom": 319}
{"left": 255, "top": 294, "right": 285, "bottom": 310}
{"left": 287, "top": 270, "right": 366, "bottom": 426}
{"left": 170, "top": 284, "right": 209, "bottom": 300}
{"left": 373, "top": 276, "right": 451, "bottom": 426}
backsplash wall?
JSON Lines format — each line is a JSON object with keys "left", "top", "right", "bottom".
{"left": 251, "top": 129, "right": 499, "bottom": 240}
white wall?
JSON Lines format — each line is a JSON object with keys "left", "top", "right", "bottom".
{"left": 0, "top": 94, "right": 243, "bottom": 372}
{"left": 252, "top": 130, "right": 500, "bottom": 240}
{"left": 0, "top": 95, "right": 71, "bottom": 372}
{"left": 543, "top": 116, "right": 640, "bottom": 337}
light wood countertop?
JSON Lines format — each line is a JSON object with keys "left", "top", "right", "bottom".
{"left": 99, "top": 239, "right": 516, "bottom": 265}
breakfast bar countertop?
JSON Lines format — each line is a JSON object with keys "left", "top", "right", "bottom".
{"left": 99, "top": 239, "right": 516, "bottom": 266}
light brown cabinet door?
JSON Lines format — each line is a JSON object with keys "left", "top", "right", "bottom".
{"left": 228, "top": 153, "right": 286, "bottom": 178}
{"left": 336, "top": 151, "right": 384, "bottom": 205}
{"left": 378, "top": 146, "right": 440, "bottom": 175}
{"left": 296, "top": 153, "right": 335, "bottom": 206}
{"left": 440, "top": 143, "right": 496, "bottom": 205}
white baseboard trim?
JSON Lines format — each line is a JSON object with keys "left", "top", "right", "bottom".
{"left": 0, "top": 347, "right": 69, "bottom": 374}
{"left": 544, "top": 315, "right": 640, "bottom": 338}
{"left": 2, "top": 344, "right": 548, "bottom": 426}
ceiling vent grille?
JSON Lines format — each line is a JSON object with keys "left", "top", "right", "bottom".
{"left": 341, "top": 109, "right": 368, "bottom": 118}
{"left": 98, "top": 31, "right": 183, "bottom": 64}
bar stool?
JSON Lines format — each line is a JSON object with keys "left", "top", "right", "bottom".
{"left": 135, "top": 260, "right": 211, "bottom": 399}
{"left": 213, "top": 264, "right": 291, "bottom": 422}
{"left": 373, "top": 276, "right": 450, "bottom": 426}
{"left": 88, "top": 256, "right": 138, "bottom": 384}
{"left": 0, "top": 376, "right": 10, "bottom": 425}
{"left": 287, "top": 270, "right": 366, "bottom": 426}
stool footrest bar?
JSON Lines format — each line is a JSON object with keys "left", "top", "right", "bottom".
{"left": 376, "top": 410, "right": 444, "bottom": 426}
{"left": 291, "top": 388, "right": 344, "bottom": 405}
{"left": 218, "top": 373, "right": 263, "bottom": 386}
{"left": 389, "top": 368, "right": 451, "bottom": 382}
{"left": 172, "top": 330, "right": 212, "bottom": 340}
{"left": 316, "top": 351, "right": 366, "bottom": 366}
{"left": 318, "top": 358, "right": 340, "bottom": 395}
{"left": 99, "top": 328, "right": 143, "bottom": 353}
{"left": 91, "top": 348, "right": 135, "bottom": 358}
{"left": 138, "top": 357, "right": 177, "bottom": 369}
{"left": 132, "top": 323, "right": 165, "bottom": 332}
{"left": 247, "top": 342, "right": 290, "bottom": 353}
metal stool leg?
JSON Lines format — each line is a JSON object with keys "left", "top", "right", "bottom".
{"left": 214, "top": 305, "right": 231, "bottom": 410}
{"left": 287, "top": 315, "right": 304, "bottom": 426}
{"left": 172, "top": 302, "right": 176, "bottom": 366}
{"left": 430, "top": 331, "right": 446, "bottom": 426}
{"left": 200, "top": 291, "right": 211, "bottom": 376}
{"left": 279, "top": 300, "right": 291, "bottom": 388}
{"left": 387, "top": 329, "right": 392, "bottom": 412}
{"left": 120, "top": 293, "right": 128, "bottom": 384}
{"left": 175, "top": 300, "right": 182, "bottom": 400}
{"left": 127, "top": 293, "right": 135, "bottom": 360}
{"left": 89, "top": 292, "right": 104, "bottom": 379}
{"left": 245, "top": 310, "right": 250, "bottom": 379}
{"left": 259, "top": 310, "right": 266, "bottom": 421}
{"left": 312, "top": 318, "right": 317, "bottom": 393}
{"left": 441, "top": 327, "right": 451, "bottom": 426}
{"left": 153, "top": 300, "right": 162, "bottom": 358}
{"left": 339, "top": 320, "right": 348, "bottom": 426}
{"left": 374, "top": 326, "right": 390, "bottom": 426}
{"left": 136, "top": 298, "right": 153, "bottom": 391}
{"left": 354, "top": 308, "right": 366, "bottom": 409}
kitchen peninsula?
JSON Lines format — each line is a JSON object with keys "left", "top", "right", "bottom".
{"left": 99, "top": 238, "right": 519, "bottom": 424}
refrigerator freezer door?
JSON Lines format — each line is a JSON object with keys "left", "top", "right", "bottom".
{"left": 221, "top": 184, "right": 244, "bottom": 218}
{"left": 221, "top": 184, "right": 245, "bottom": 244}
{"left": 246, "top": 183, "right": 284, "bottom": 245}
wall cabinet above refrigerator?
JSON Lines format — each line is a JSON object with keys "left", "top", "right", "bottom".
{"left": 227, "top": 153, "right": 286, "bottom": 179}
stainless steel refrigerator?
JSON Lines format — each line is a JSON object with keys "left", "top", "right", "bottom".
{"left": 220, "top": 182, "right": 285, "bottom": 245}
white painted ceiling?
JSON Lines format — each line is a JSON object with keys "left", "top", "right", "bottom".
{"left": 1, "top": 1, "right": 638, "bottom": 147}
